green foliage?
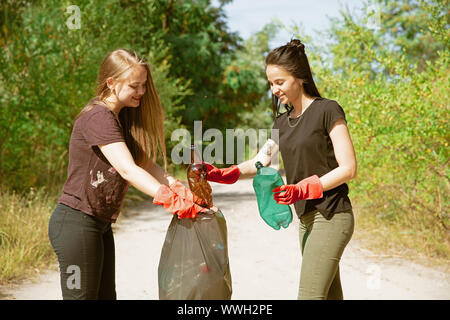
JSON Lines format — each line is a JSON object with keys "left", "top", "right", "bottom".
{"left": 376, "top": 0, "right": 448, "bottom": 72}
{"left": 0, "top": 0, "right": 189, "bottom": 189}
{"left": 231, "top": 22, "right": 281, "bottom": 130}
{"left": 0, "top": 0, "right": 269, "bottom": 189}
{"left": 146, "top": 0, "right": 269, "bottom": 131}
{"left": 156, "top": 0, "right": 242, "bottom": 127}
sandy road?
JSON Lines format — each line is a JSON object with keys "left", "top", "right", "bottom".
{"left": 1, "top": 179, "right": 449, "bottom": 300}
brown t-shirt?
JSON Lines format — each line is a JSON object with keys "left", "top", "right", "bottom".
{"left": 271, "top": 97, "right": 352, "bottom": 220}
{"left": 58, "top": 102, "right": 129, "bottom": 222}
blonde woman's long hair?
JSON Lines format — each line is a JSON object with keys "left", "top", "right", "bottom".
{"left": 78, "top": 49, "right": 166, "bottom": 168}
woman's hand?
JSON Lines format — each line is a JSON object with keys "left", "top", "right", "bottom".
{"left": 168, "top": 180, "right": 206, "bottom": 208}
{"left": 169, "top": 179, "right": 219, "bottom": 214}
{"left": 203, "top": 163, "right": 240, "bottom": 184}
{"left": 254, "top": 138, "right": 279, "bottom": 167}
{"left": 237, "top": 138, "right": 279, "bottom": 178}
{"left": 272, "top": 175, "right": 323, "bottom": 205}
{"left": 153, "top": 183, "right": 209, "bottom": 219}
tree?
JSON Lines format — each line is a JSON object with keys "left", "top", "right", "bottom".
{"left": 0, "top": 0, "right": 271, "bottom": 189}
{"left": 325, "top": 0, "right": 449, "bottom": 77}
{"left": 0, "top": 0, "right": 188, "bottom": 189}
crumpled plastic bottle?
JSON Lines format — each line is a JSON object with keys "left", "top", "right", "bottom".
{"left": 252, "top": 161, "right": 292, "bottom": 230}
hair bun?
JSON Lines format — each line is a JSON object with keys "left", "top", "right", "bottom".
{"left": 287, "top": 39, "right": 305, "bottom": 51}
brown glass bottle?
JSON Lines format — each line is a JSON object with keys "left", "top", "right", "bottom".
{"left": 187, "top": 145, "right": 213, "bottom": 208}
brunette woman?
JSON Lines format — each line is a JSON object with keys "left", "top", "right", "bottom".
{"left": 203, "top": 39, "right": 357, "bottom": 300}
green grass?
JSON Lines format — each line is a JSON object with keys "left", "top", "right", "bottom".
{"left": 0, "top": 188, "right": 58, "bottom": 285}
{"left": 352, "top": 202, "right": 450, "bottom": 272}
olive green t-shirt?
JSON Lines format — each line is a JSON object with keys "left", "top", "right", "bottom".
{"left": 271, "top": 97, "right": 352, "bottom": 220}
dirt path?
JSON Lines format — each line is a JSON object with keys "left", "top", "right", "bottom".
{"left": 1, "top": 179, "right": 449, "bottom": 300}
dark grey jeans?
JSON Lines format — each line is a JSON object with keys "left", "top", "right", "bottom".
{"left": 48, "top": 203, "right": 116, "bottom": 300}
{"left": 298, "top": 210, "right": 354, "bottom": 300}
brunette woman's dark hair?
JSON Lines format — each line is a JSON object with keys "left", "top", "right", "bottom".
{"left": 265, "top": 39, "right": 322, "bottom": 118}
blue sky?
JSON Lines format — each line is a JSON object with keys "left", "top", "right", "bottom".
{"left": 213, "top": 0, "right": 370, "bottom": 48}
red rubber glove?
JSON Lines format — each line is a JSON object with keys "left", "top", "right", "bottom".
{"left": 204, "top": 163, "right": 240, "bottom": 184}
{"left": 153, "top": 184, "right": 208, "bottom": 219}
{"left": 272, "top": 175, "right": 323, "bottom": 205}
{"left": 168, "top": 180, "right": 208, "bottom": 208}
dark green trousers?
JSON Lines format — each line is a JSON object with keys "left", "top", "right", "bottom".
{"left": 48, "top": 203, "right": 116, "bottom": 300}
{"left": 298, "top": 210, "right": 354, "bottom": 300}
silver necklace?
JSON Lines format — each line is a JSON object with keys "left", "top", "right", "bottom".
{"left": 287, "top": 113, "right": 302, "bottom": 128}
{"left": 287, "top": 98, "right": 317, "bottom": 128}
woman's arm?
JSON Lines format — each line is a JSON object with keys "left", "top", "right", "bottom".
{"left": 319, "top": 118, "right": 357, "bottom": 191}
{"left": 99, "top": 142, "right": 209, "bottom": 218}
{"left": 142, "top": 158, "right": 177, "bottom": 186}
{"left": 203, "top": 139, "right": 279, "bottom": 183}
{"left": 237, "top": 139, "right": 279, "bottom": 179}
{"left": 236, "top": 159, "right": 258, "bottom": 179}
{"left": 99, "top": 142, "right": 163, "bottom": 197}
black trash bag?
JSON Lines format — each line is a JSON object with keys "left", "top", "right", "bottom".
{"left": 158, "top": 210, "right": 232, "bottom": 300}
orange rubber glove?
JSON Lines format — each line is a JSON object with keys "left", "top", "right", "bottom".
{"left": 153, "top": 183, "right": 208, "bottom": 219}
{"left": 204, "top": 163, "right": 240, "bottom": 184}
{"left": 168, "top": 180, "right": 208, "bottom": 209}
{"left": 272, "top": 175, "right": 323, "bottom": 205}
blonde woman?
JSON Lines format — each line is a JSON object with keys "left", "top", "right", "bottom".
{"left": 48, "top": 49, "right": 207, "bottom": 300}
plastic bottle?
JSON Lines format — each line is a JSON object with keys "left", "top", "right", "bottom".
{"left": 187, "top": 144, "right": 213, "bottom": 208}
{"left": 252, "top": 161, "right": 292, "bottom": 230}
